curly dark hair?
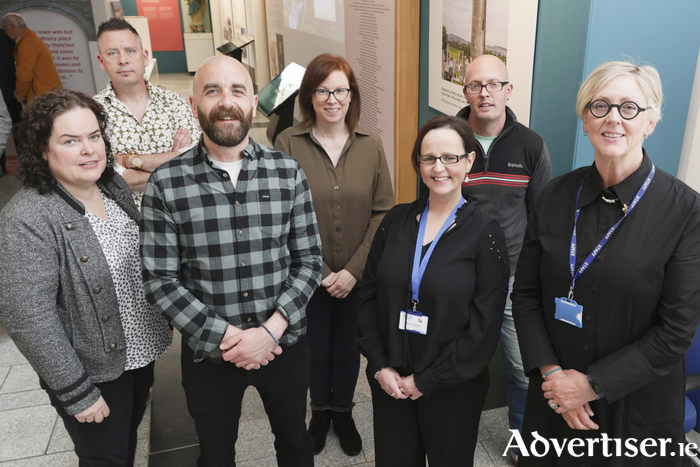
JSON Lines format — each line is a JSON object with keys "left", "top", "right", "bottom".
{"left": 14, "top": 88, "right": 116, "bottom": 194}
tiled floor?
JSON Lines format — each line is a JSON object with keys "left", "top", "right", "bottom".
{"left": 0, "top": 73, "right": 516, "bottom": 466}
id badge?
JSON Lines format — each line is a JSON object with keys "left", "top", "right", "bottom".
{"left": 398, "top": 310, "right": 429, "bottom": 335}
{"left": 554, "top": 297, "right": 583, "bottom": 328}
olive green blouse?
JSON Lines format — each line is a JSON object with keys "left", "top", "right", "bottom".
{"left": 275, "top": 124, "right": 394, "bottom": 280}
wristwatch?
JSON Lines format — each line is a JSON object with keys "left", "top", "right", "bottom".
{"left": 129, "top": 154, "right": 144, "bottom": 170}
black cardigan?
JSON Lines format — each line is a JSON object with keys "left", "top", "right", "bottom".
{"left": 356, "top": 197, "right": 509, "bottom": 394}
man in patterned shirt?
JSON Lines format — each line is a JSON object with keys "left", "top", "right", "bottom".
{"left": 94, "top": 18, "right": 201, "bottom": 208}
{"left": 140, "top": 55, "right": 322, "bottom": 466}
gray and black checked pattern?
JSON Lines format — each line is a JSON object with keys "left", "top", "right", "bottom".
{"left": 140, "top": 137, "right": 323, "bottom": 363}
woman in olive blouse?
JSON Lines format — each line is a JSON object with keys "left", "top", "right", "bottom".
{"left": 275, "top": 53, "right": 394, "bottom": 456}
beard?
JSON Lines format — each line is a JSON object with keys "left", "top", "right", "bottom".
{"left": 199, "top": 106, "right": 253, "bottom": 147}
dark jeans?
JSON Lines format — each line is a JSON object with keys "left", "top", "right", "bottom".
{"left": 368, "top": 366, "right": 489, "bottom": 467}
{"left": 181, "top": 336, "right": 313, "bottom": 467}
{"left": 306, "top": 286, "right": 360, "bottom": 409}
{"left": 42, "top": 362, "right": 155, "bottom": 467}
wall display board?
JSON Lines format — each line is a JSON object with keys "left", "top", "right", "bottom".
{"left": 137, "top": 0, "right": 184, "bottom": 51}
{"left": 345, "top": 0, "right": 394, "bottom": 182}
{"left": 264, "top": 0, "right": 396, "bottom": 183}
{"left": 428, "top": 0, "right": 538, "bottom": 123}
{"left": 20, "top": 8, "right": 97, "bottom": 95}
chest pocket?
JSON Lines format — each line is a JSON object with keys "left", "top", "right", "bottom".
{"left": 257, "top": 188, "right": 293, "bottom": 238}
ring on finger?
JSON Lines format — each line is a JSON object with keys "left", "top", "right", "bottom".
{"left": 548, "top": 400, "right": 559, "bottom": 410}
{"left": 390, "top": 393, "right": 395, "bottom": 398}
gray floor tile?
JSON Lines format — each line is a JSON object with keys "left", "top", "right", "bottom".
{"left": 240, "top": 386, "right": 267, "bottom": 422}
{"left": 0, "top": 365, "right": 40, "bottom": 394}
{"left": 352, "top": 401, "right": 373, "bottom": 440}
{"left": 480, "top": 433, "right": 514, "bottom": 467}
{"left": 137, "top": 405, "right": 151, "bottom": 440}
{"left": 0, "top": 366, "right": 10, "bottom": 390}
{"left": 0, "top": 451, "right": 78, "bottom": 466}
{"left": 362, "top": 437, "right": 374, "bottom": 463}
{"left": 0, "top": 334, "right": 29, "bottom": 368}
{"left": 46, "top": 417, "right": 73, "bottom": 454}
{"left": 235, "top": 418, "right": 276, "bottom": 461}
{"left": 237, "top": 456, "right": 278, "bottom": 467}
{"left": 134, "top": 437, "right": 149, "bottom": 467}
{"left": 474, "top": 441, "right": 496, "bottom": 466}
{"left": 0, "top": 405, "right": 57, "bottom": 461}
{"left": 0, "top": 389, "right": 49, "bottom": 412}
{"left": 481, "top": 406, "right": 511, "bottom": 440}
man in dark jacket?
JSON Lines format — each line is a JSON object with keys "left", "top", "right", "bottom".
{"left": 457, "top": 54, "right": 552, "bottom": 466}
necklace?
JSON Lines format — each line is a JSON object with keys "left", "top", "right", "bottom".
{"left": 601, "top": 194, "right": 618, "bottom": 204}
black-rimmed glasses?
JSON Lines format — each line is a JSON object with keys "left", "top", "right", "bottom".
{"left": 464, "top": 81, "right": 509, "bottom": 94}
{"left": 313, "top": 88, "right": 351, "bottom": 102}
{"left": 417, "top": 154, "right": 467, "bottom": 165}
{"left": 585, "top": 99, "right": 649, "bottom": 120}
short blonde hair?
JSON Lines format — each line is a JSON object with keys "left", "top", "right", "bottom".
{"left": 576, "top": 60, "right": 663, "bottom": 122}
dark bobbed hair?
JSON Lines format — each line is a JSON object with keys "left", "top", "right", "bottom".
{"left": 298, "top": 53, "right": 361, "bottom": 132}
{"left": 410, "top": 116, "right": 477, "bottom": 174}
{"left": 14, "top": 88, "right": 116, "bottom": 194}
{"left": 97, "top": 18, "right": 142, "bottom": 47}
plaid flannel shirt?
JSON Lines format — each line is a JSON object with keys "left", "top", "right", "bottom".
{"left": 140, "top": 137, "right": 322, "bottom": 363}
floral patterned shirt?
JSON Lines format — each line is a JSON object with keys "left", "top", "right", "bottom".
{"left": 94, "top": 80, "right": 201, "bottom": 209}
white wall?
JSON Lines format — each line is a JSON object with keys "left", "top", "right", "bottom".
{"left": 678, "top": 48, "right": 700, "bottom": 192}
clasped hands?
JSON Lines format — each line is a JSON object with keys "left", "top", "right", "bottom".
{"left": 377, "top": 367, "right": 424, "bottom": 400}
{"left": 219, "top": 312, "right": 287, "bottom": 370}
{"left": 542, "top": 367, "right": 600, "bottom": 431}
{"left": 321, "top": 269, "right": 357, "bottom": 299}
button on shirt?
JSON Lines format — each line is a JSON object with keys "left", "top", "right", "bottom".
{"left": 274, "top": 125, "right": 394, "bottom": 280}
{"left": 94, "top": 81, "right": 201, "bottom": 209}
{"left": 140, "top": 137, "right": 323, "bottom": 363}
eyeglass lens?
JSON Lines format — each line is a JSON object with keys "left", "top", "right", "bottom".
{"left": 314, "top": 89, "right": 350, "bottom": 101}
{"left": 588, "top": 100, "right": 643, "bottom": 119}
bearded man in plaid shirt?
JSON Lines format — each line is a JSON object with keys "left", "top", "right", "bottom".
{"left": 140, "top": 56, "right": 322, "bottom": 466}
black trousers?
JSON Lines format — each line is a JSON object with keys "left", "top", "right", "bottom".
{"left": 181, "top": 336, "right": 313, "bottom": 467}
{"left": 306, "top": 286, "right": 360, "bottom": 409}
{"left": 43, "top": 362, "right": 155, "bottom": 467}
{"left": 368, "top": 366, "right": 489, "bottom": 467}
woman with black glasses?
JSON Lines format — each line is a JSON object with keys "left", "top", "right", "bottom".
{"left": 357, "top": 116, "right": 508, "bottom": 466}
{"left": 275, "top": 53, "right": 393, "bottom": 456}
{"left": 512, "top": 60, "right": 700, "bottom": 466}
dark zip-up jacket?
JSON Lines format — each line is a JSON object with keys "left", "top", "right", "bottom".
{"left": 457, "top": 105, "right": 552, "bottom": 273}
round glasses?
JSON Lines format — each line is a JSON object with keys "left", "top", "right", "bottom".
{"left": 313, "top": 88, "right": 350, "bottom": 102}
{"left": 585, "top": 99, "right": 649, "bottom": 120}
{"left": 417, "top": 154, "right": 467, "bottom": 165}
{"left": 464, "top": 81, "right": 509, "bottom": 94}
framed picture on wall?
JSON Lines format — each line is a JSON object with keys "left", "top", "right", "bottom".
{"left": 428, "top": 0, "right": 538, "bottom": 124}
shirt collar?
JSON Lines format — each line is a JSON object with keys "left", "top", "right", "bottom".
{"left": 290, "top": 123, "right": 371, "bottom": 138}
{"left": 577, "top": 149, "right": 653, "bottom": 209}
{"left": 103, "top": 79, "right": 157, "bottom": 105}
{"left": 195, "top": 135, "right": 258, "bottom": 165}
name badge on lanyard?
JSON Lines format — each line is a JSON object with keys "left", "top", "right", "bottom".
{"left": 556, "top": 163, "right": 655, "bottom": 328}
{"left": 401, "top": 197, "right": 465, "bottom": 336}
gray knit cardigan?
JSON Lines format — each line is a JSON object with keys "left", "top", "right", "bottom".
{"left": 0, "top": 176, "right": 136, "bottom": 415}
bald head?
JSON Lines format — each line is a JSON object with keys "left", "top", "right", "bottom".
{"left": 193, "top": 56, "right": 254, "bottom": 98}
{"left": 465, "top": 54, "right": 509, "bottom": 83}
{"left": 462, "top": 54, "right": 512, "bottom": 136}
{"left": 191, "top": 55, "right": 258, "bottom": 151}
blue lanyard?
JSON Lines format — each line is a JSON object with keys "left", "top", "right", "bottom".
{"left": 568, "top": 163, "right": 655, "bottom": 299}
{"left": 411, "top": 197, "right": 465, "bottom": 307}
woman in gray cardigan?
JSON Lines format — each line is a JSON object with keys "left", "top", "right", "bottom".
{"left": 0, "top": 89, "right": 171, "bottom": 467}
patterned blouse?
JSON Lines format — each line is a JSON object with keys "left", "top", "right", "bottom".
{"left": 86, "top": 192, "right": 172, "bottom": 370}
{"left": 94, "top": 80, "right": 202, "bottom": 209}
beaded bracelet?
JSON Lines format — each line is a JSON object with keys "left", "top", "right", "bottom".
{"left": 261, "top": 324, "right": 279, "bottom": 350}
{"left": 542, "top": 366, "right": 562, "bottom": 379}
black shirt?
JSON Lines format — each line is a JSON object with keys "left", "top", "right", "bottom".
{"left": 357, "top": 198, "right": 509, "bottom": 395}
{"left": 512, "top": 152, "right": 700, "bottom": 460}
